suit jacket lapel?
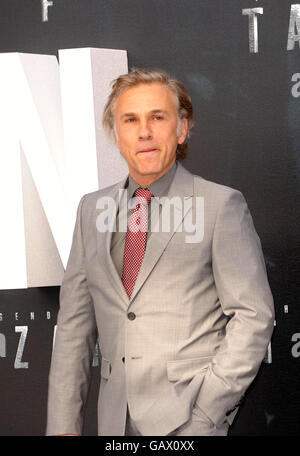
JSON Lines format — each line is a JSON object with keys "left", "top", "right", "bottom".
{"left": 96, "top": 176, "right": 131, "bottom": 307}
{"left": 129, "top": 162, "right": 194, "bottom": 304}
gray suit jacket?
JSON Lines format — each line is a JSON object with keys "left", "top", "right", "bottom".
{"left": 46, "top": 162, "right": 275, "bottom": 436}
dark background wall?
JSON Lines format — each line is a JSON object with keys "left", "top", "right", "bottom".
{"left": 0, "top": 0, "right": 299, "bottom": 435}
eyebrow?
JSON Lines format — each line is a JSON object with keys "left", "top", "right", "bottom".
{"left": 120, "top": 109, "right": 170, "bottom": 120}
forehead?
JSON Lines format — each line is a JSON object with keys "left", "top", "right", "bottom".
{"left": 115, "top": 82, "right": 178, "bottom": 114}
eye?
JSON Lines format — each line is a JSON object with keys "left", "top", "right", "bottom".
{"left": 125, "top": 117, "right": 136, "bottom": 123}
{"left": 153, "top": 115, "right": 163, "bottom": 120}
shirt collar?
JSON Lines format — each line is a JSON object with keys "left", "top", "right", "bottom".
{"left": 126, "top": 160, "right": 177, "bottom": 199}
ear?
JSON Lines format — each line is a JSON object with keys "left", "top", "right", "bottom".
{"left": 177, "top": 118, "right": 188, "bottom": 145}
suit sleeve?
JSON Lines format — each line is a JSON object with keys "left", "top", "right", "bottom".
{"left": 195, "top": 189, "right": 275, "bottom": 427}
{"left": 46, "top": 195, "right": 98, "bottom": 436}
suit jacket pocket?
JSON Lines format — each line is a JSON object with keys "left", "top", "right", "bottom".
{"left": 167, "top": 355, "right": 213, "bottom": 383}
{"left": 100, "top": 357, "right": 111, "bottom": 380}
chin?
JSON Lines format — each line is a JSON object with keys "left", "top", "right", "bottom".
{"left": 137, "top": 161, "right": 161, "bottom": 173}
{"left": 139, "top": 166, "right": 162, "bottom": 176}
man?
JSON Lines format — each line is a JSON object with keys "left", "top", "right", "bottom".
{"left": 46, "top": 68, "right": 275, "bottom": 436}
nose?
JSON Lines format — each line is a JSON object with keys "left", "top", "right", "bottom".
{"left": 138, "top": 119, "right": 153, "bottom": 140}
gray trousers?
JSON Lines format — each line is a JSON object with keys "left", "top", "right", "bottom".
{"left": 124, "top": 406, "right": 229, "bottom": 436}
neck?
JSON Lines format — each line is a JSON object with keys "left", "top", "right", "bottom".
{"left": 130, "top": 160, "right": 176, "bottom": 187}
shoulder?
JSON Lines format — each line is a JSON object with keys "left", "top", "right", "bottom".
{"left": 175, "top": 162, "right": 247, "bottom": 214}
{"left": 76, "top": 178, "right": 126, "bottom": 221}
{"left": 85, "top": 182, "right": 121, "bottom": 200}
{"left": 186, "top": 168, "right": 245, "bottom": 206}
{"left": 82, "top": 178, "right": 126, "bottom": 204}
{"left": 187, "top": 174, "right": 258, "bottom": 243}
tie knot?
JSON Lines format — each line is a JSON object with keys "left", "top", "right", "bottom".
{"left": 134, "top": 188, "right": 153, "bottom": 205}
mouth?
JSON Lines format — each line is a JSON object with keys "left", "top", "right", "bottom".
{"left": 137, "top": 147, "right": 159, "bottom": 154}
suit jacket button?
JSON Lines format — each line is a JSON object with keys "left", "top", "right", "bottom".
{"left": 122, "top": 357, "right": 125, "bottom": 363}
{"left": 127, "top": 312, "right": 136, "bottom": 321}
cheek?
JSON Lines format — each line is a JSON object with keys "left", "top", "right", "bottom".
{"left": 117, "top": 133, "right": 130, "bottom": 150}
{"left": 162, "top": 133, "right": 180, "bottom": 151}
{"left": 118, "top": 139, "right": 136, "bottom": 162}
{"left": 160, "top": 126, "right": 178, "bottom": 142}
{"left": 116, "top": 125, "right": 132, "bottom": 147}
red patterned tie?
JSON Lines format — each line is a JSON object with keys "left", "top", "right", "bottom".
{"left": 122, "top": 187, "right": 153, "bottom": 298}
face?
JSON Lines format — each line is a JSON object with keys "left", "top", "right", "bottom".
{"left": 114, "top": 82, "right": 188, "bottom": 187}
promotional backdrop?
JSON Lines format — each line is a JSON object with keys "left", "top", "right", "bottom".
{"left": 0, "top": 0, "right": 299, "bottom": 435}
